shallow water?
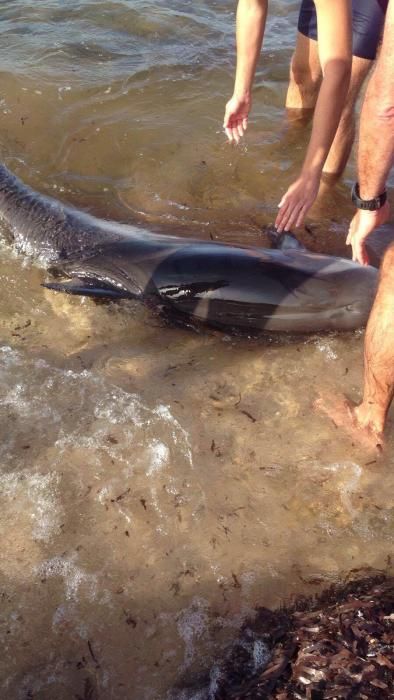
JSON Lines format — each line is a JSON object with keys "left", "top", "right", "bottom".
{"left": 0, "top": 2, "right": 393, "bottom": 699}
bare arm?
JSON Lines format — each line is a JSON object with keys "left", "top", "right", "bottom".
{"left": 276, "top": 0, "right": 352, "bottom": 232}
{"left": 347, "top": 0, "right": 394, "bottom": 264}
{"left": 233, "top": 0, "right": 268, "bottom": 100}
{"left": 224, "top": 0, "right": 268, "bottom": 143}
{"left": 358, "top": 4, "right": 394, "bottom": 199}
{"left": 301, "top": 0, "right": 352, "bottom": 177}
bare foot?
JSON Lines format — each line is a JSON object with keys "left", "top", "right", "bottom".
{"left": 314, "top": 392, "right": 384, "bottom": 453}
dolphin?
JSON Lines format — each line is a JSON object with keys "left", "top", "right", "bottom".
{"left": 0, "top": 163, "right": 378, "bottom": 333}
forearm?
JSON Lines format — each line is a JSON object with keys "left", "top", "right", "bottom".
{"left": 300, "top": 0, "right": 351, "bottom": 179}
{"left": 358, "top": 39, "right": 394, "bottom": 198}
{"left": 301, "top": 63, "right": 350, "bottom": 178}
{"left": 275, "top": 59, "right": 350, "bottom": 233}
{"left": 233, "top": 0, "right": 268, "bottom": 99}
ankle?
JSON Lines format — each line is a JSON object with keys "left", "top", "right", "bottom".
{"left": 354, "top": 402, "right": 385, "bottom": 436}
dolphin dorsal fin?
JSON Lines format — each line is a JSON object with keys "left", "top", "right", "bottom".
{"left": 266, "top": 227, "right": 307, "bottom": 252}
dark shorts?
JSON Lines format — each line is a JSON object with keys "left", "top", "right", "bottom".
{"left": 298, "top": 0, "right": 388, "bottom": 60}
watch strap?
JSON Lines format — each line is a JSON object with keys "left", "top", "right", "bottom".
{"left": 351, "top": 182, "right": 387, "bottom": 211}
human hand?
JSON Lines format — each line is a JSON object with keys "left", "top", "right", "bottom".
{"left": 223, "top": 94, "right": 251, "bottom": 144}
{"left": 346, "top": 202, "right": 390, "bottom": 265}
{"left": 275, "top": 174, "right": 320, "bottom": 233}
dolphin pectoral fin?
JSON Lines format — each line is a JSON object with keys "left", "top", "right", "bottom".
{"left": 42, "top": 279, "right": 134, "bottom": 299}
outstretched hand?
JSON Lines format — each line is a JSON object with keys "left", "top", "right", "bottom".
{"left": 347, "top": 202, "right": 390, "bottom": 266}
{"left": 223, "top": 95, "right": 251, "bottom": 144}
{"left": 275, "top": 174, "right": 320, "bottom": 233}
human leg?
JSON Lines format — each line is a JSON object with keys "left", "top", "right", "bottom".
{"left": 285, "top": 30, "right": 321, "bottom": 116}
{"left": 287, "top": 50, "right": 371, "bottom": 185}
{"left": 355, "top": 244, "right": 394, "bottom": 437}
{"left": 323, "top": 0, "right": 389, "bottom": 177}
{"left": 287, "top": 0, "right": 387, "bottom": 171}
{"left": 316, "top": 244, "right": 394, "bottom": 449}
{"left": 322, "top": 56, "right": 372, "bottom": 179}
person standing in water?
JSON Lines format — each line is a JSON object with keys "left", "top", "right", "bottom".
{"left": 318, "top": 0, "right": 394, "bottom": 449}
{"left": 224, "top": 0, "right": 388, "bottom": 233}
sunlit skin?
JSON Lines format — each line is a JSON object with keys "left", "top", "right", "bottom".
{"left": 286, "top": 35, "right": 373, "bottom": 179}
{"left": 317, "top": 0, "right": 394, "bottom": 449}
{"left": 346, "top": 0, "right": 394, "bottom": 266}
{"left": 224, "top": 0, "right": 352, "bottom": 231}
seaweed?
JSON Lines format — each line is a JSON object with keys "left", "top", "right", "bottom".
{"left": 183, "top": 574, "right": 394, "bottom": 700}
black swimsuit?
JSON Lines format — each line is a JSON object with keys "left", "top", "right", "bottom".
{"left": 298, "top": 0, "right": 388, "bottom": 60}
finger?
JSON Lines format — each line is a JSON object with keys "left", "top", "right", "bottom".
{"left": 346, "top": 223, "right": 355, "bottom": 247}
{"left": 351, "top": 233, "right": 368, "bottom": 265}
{"left": 359, "top": 241, "right": 370, "bottom": 266}
{"left": 351, "top": 236, "right": 357, "bottom": 262}
{"left": 283, "top": 202, "right": 304, "bottom": 232}
{"left": 275, "top": 198, "right": 289, "bottom": 225}
{"left": 242, "top": 117, "right": 248, "bottom": 131}
{"left": 295, "top": 205, "right": 308, "bottom": 229}
{"left": 275, "top": 202, "right": 291, "bottom": 232}
{"left": 277, "top": 193, "right": 295, "bottom": 229}
{"left": 225, "top": 127, "right": 233, "bottom": 143}
{"left": 232, "top": 126, "right": 240, "bottom": 144}
{"left": 236, "top": 122, "right": 244, "bottom": 140}
{"left": 223, "top": 110, "right": 232, "bottom": 129}
{"left": 353, "top": 237, "right": 365, "bottom": 265}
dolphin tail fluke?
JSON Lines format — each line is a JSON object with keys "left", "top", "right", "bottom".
{"left": 42, "top": 279, "right": 135, "bottom": 300}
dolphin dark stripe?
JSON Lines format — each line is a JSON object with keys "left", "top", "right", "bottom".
{"left": 0, "top": 164, "right": 378, "bottom": 333}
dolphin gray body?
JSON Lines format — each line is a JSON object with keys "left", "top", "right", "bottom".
{"left": 0, "top": 164, "right": 378, "bottom": 333}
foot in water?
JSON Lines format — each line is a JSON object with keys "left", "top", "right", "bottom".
{"left": 315, "top": 392, "right": 385, "bottom": 452}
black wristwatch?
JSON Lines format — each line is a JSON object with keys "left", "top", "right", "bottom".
{"left": 351, "top": 182, "right": 387, "bottom": 211}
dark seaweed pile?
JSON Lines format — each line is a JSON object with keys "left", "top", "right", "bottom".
{"left": 180, "top": 575, "right": 394, "bottom": 700}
